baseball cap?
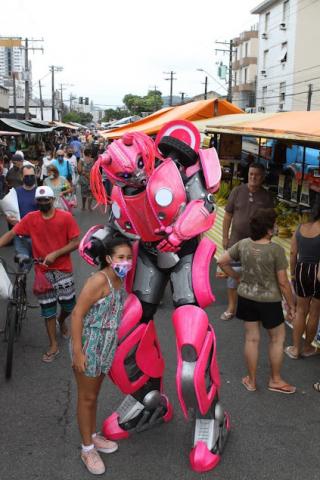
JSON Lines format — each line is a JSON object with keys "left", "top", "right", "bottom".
{"left": 35, "top": 186, "right": 55, "bottom": 199}
{"left": 12, "top": 153, "right": 24, "bottom": 162}
{"left": 15, "top": 150, "right": 24, "bottom": 159}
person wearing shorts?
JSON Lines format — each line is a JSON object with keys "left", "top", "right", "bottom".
{"left": 0, "top": 185, "right": 80, "bottom": 363}
{"left": 218, "top": 208, "right": 296, "bottom": 395}
{"left": 285, "top": 198, "right": 320, "bottom": 359}
{"left": 221, "top": 163, "right": 273, "bottom": 320}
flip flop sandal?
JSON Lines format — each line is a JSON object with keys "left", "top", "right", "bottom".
{"left": 284, "top": 346, "right": 299, "bottom": 359}
{"left": 268, "top": 384, "right": 296, "bottom": 394}
{"left": 220, "top": 311, "right": 235, "bottom": 321}
{"left": 301, "top": 348, "right": 320, "bottom": 358}
{"left": 313, "top": 382, "right": 320, "bottom": 392}
{"left": 42, "top": 350, "right": 60, "bottom": 363}
{"left": 241, "top": 376, "right": 256, "bottom": 392}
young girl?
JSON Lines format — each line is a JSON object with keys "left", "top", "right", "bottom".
{"left": 71, "top": 237, "right": 133, "bottom": 475}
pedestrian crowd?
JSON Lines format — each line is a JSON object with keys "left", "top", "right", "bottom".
{"left": 0, "top": 145, "right": 320, "bottom": 474}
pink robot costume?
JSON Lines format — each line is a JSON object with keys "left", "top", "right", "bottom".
{"left": 79, "top": 121, "right": 230, "bottom": 472}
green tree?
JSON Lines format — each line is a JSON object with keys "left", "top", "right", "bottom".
{"left": 123, "top": 90, "right": 163, "bottom": 115}
{"left": 62, "top": 111, "right": 93, "bottom": 124}
{"left": 102, "top": 108, "right": 129, "bottom": 122}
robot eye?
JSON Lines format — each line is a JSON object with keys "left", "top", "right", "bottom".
{"left": 119, "top": 172, "right": 132, "bottom": 179}
{"left": 137, "top": 157, "right": 144, "bottom": 169}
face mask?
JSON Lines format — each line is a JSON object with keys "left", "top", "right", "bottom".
{"left": 38, "top": 202, "right": 52, "bottom": 213}
{"left": 23, "top": 175, "right": 36, "bottom": 187}
{"left": 57, "top": 156, "right": 64, "bottom": 162}
{"left": 49, "top": 174, "right": 55, "bottom": 179}
{"left": 108, "top": 256, "right": 132, "bottom": 278}
{"left": 67, "top": 153, "right": 73, "bottom": 158}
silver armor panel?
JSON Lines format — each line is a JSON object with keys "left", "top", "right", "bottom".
{"left": 133, "top": 251, "right": 168, "bottom": 304}
{"left": 170, "top": 254, "right": 196, "bottom": 306}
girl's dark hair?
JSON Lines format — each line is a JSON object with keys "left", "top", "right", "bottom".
{"left": 311, "top": 195, "right": 320, "bottom": 222}
{"left": 98, "top": 236, "right": 132, "bottom": 269}
{"left": 249, "top": 208, "right": 276, "bottom": 241}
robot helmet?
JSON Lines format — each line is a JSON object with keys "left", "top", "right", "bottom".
{"left": 98, "top": 132, "right": 156, "bottom": 187}
{"left": 79, "top": 224, "right": 108, "bottom": 266}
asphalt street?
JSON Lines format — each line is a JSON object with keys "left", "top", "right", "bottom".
{"left": 0, "top": 207, "right": 319, "bottom": 480}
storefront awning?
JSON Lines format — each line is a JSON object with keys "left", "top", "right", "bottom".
{"left": 0, "top": 118, "right": 55, "bottom": 133}
{"left": 102, "top": 99, "right": 243, "bottom": 139}
{"left": 199, "top": 111, "right": 320, "bottom": 145}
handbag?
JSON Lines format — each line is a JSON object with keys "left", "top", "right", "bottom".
{"left": 33, "top": 266, "right": 53, "bottom": 295}
{"left": 0, "top": 262, "right": 13, "bottom": 299}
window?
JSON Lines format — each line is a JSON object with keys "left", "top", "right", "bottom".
{"left": 279, "top": 82, "right": 286, "bottom": 102}
{"left": 234, "top": 71, "right": 237, "bottom": 86}
{"left": 280, "top": 42, "right": 287, "bottom": 63}
{"left": 245, "top": 42, "right": 248, "bottom": 58}
{"left": 264, "top": 12, "right": 270, "bottom": 32}
{"left": 244, "top": 67, "right": 248, "bottom": 84}
{"left": 263, "top": 49, "right": 268, "bottom": 68}
{"left": 283, "top": 0, "right": 289, "bottom": 22}
{"left": 262, "top": 86, "right": 267, "bottom": 105}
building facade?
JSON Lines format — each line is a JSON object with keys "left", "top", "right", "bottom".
{"left": 252, "top": 0, "right": 320, "bottom": 112}
{"left": 232, "top": 27, "right": 259, "bottom": 110}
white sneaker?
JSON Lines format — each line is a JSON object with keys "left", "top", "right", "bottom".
{"left": 81, "top": 448, "right": 105, "bottom": 475}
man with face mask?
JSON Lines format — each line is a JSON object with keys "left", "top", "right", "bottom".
{"left": 6, "top": 165, "right": 38, "bottom": 271}
{"left": 0, "top": 186, "right": 80, "bottom": 362}
{"left": 51, "top": 149, "right": 73, "bottom": 183}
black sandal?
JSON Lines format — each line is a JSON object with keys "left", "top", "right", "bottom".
{"left": 313, "top": 382, "right": 320, "bottom": 392}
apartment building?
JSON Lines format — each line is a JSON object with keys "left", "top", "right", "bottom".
{"left": 232, "top": 27, "right": 259, "bottom": 110}
{"left": 252, "top": 0, "right": 320, "bottom": 112}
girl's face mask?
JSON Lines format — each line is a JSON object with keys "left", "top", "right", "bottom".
{"left": 107, "top": 256, "right": 132, "bottom": 278}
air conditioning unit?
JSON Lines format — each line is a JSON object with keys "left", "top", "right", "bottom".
{"left": 260, "top": 69, "right": 267, "bottom": 75}
{"left": 261, "top": 32, "right": 268, "bottom": 39}
{"left": 258, "top": 106, "right": 265, "bottom": 112}
{"left": 279, "top": 22, "right": 286, "bottom": 30}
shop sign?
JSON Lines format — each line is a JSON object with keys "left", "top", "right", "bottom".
{"left": 300, "top": 180, "right": 310, "bottom": 206}
{"left": 291, "top": 177, "right": 298, "bottom": 202}
{"left": 219, "top": 134, "right": 242, "bottom": 160}
{"left": 278, "top": 174, "right": 285, "bottom": 197}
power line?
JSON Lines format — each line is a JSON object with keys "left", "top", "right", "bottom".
{"left": 255, "top": 87, "right": 320, "bottom": 101}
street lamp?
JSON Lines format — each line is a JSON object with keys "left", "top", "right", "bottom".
{"left": 196, "top": 68, "right": 227, "bottom": 94}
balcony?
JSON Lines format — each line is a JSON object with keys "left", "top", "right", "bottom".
{"left": 232, "top": 59, "right": 240, "bottom": 69}
{"left": 233, "top": 82, "right": 256, "bottom": 93}
{"left": 239, "top": 56, "right": 257, "bottom": 67}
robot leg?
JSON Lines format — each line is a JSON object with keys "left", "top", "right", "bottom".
{"left": 103, "top": 258, "right": 173, "bottom": 440}
{"left": 173, "top": 305, "right": 230, "bottom": 472}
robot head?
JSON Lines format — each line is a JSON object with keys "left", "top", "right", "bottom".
{"left": 79, "top": 224, "right": 107, "bottom": 266}
{"left": 98, "top": 132, "right": 156, "bottom": 187}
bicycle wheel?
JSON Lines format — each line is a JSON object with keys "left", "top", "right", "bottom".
{"left": 5, "top": 302, "right": 18, "bottom": 380}
{"left": 15, "top": 277, "right": 27, "bottom": 337}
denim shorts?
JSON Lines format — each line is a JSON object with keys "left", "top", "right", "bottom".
{"left": 227, "top": 262, "right": 242, "bottom": 289}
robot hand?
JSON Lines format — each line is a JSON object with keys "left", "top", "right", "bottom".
{"left": 155, "top": 226, "right": 181, "bottom": 253}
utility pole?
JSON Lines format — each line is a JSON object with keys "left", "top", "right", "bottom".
{"left": 164, "top": 70, "right": 177, "bottom": 106}
{"left": 38, "top": 80, "right": 43, "bottom": 120}
{"left": 49, "top": 65, "right": 63, "bottom": 121}
{"left": 204, "top": 76, "right": 208, "bottom": 100}
{"left": 307, "top": 83, "right": 313, "bottom": 111}
{"left": 179, "top": 91, "right": 186, "bottom": 104}
{"left": 12, "top": 72, "right": 17, "bottom": 118}
{"left": 215, "top": 39, "right": 234, "bottom": 102}
{"left": 23, "top": 38, "right": 44, "bottom": 120}
{"left": 24, "top": 38, "right": 29, "bottom": 119}
{"left": 153, "top": 85, "right": 158, "bottom": 112}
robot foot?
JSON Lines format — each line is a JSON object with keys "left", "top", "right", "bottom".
{"left": 102, "top": 392, "right": 173, "bottom": 440}
{"left": 190, "top": 406, "right": 230, "bottom": 472}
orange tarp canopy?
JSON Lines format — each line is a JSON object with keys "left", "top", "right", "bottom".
{"left": 203, "top": 111, "right": 320, "bottom": 144}
{"left": 102, "top": 99, "right": 243, "bottom": 139}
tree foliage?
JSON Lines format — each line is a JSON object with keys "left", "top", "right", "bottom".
{"left": 62, "top": 111, "right": 93, "bottom": 125}
{"left": 123, "top": 89, "right": 163, "bottom": 115}
{"left": 102, "top": 108, "right": 130, "bottom": 122}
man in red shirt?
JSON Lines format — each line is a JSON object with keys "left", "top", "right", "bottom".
{"left": 0, "top": 186, "right": 80, "bottom": 363}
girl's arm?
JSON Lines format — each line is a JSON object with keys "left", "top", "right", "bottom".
{"left": 71, "top": 274, "right": 109, "bottom": 372}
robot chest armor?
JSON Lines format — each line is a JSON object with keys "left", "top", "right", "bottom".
{"left": 111, "top": 159, "right": 187, "bottom": 242}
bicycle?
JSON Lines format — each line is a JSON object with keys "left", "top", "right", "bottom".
{"left": 1, "top": 254, "right": 39, "bottom": 380}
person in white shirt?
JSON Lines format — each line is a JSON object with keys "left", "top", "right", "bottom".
{"left": 41, "top": 149, "right": 53, "bottom": 183}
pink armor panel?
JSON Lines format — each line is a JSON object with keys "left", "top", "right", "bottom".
{"left": 190, "top": 443, "right": 220, "bottom": 472}
{"left": 198, "top": 147, "right": 221, "bottom": 193}
{"left": 117, "top": 293, "right": 142, "bottom": 340}
{"left": 146, "top": 159, "right": 187, "bottom": 228}
{"left": 192, "top": 237, "right": 216, "bottom": 308}
{"left": 155, "top": 120, "right": 201, "bottom": 153}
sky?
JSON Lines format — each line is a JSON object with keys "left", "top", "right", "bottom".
{"left": 1, "top": 0, "right": 259, "bottom": 109}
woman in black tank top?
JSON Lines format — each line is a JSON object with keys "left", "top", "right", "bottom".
{"left": 285, "top": 198, "right": 320, "bottom": 360}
